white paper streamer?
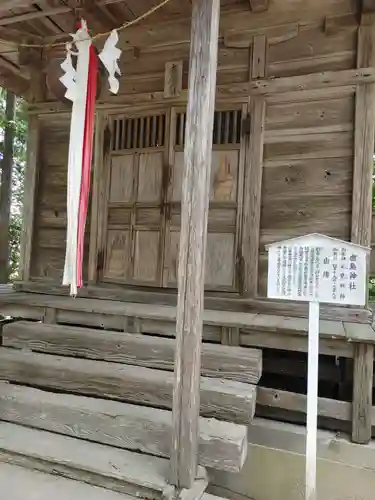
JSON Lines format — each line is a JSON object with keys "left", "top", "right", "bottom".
{"left": 99, "top": 29, "right": 122, "bottom": 94}
{"left": 61, "top": 20, "right": 91, "bottom": 296}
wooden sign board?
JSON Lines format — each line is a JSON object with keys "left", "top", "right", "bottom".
{"left": 267, "top": 233, "right": 369, "bottom": 306}
{"left": 266, "top": 233, "right": 370, "bottom": 500}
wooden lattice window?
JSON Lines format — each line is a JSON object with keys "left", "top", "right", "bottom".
{"left": 112, "top": 113, "right": 166, "bottom": 151}
{"left": 175, "top": 109, "right": 243, "bottom": 147}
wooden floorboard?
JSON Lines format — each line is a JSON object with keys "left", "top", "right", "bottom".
{"left": 3, "top": 321, "right": 262, "bottom": 384}
{"left": 0, "top": 421, "right": 175, "bottom": 500}
{"left": 0, "top": 382, "right": 248, "bottom": 472}
{"left": 0, "top": 348, "right": 256, "bottom": 424}
{"left": 0, "top": 291, "right": 373, "bottom": 342}
{"left": 0, "top": 292, "right": 373, "bottom": 340}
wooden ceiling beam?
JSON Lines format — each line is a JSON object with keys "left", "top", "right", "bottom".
{"left": 0, "top": 0, "right": 36, "bottom": 11}
{"left": 0, "top": 1, "right": 120, "bottom": 27}
{"left": 0, "top": 54, "right": 28, "bottom": 78}
{"left": 248, "top": 0, "right": 269, "bottom": 12}
{"left": 66, "top": 1, "right": 115, "bottom": 31}
{"left": 0, "top": 26, "right": 43, "bottom": 44}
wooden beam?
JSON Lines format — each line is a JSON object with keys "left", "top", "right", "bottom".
{"left": 0, "top": 7, "right": 72, "bottom": 26}
{"left": 170, "top": 0, "right": 220, "bottom": 489}
{"left": 351, "top": 19, "right": 375, "bottom": 445}
{"left": 0, "top": 91, "right": 15, "bottom": 284}
{"left": 0, "top": 0, "right": 135, "bottom": 26}
{"left": 352, "top": 344, "right": 374, "bottom": 443}
{"left": 0, "top": 348, "right": 256, "bottom": 424}
{"left": 2, "top": 321, "right": 262, "bottom": 385}
{"left": 0, "top": 55, "right": 27, "bottom": 79}
{"left": 0, "top": 420, "right": 175, "bottom": 500}
{"left": 242, "top": 97, "right": 265, "bottom": 297}
{"left": 88, "top": 112, "right": 108, "bottom": 283}
{"left": 251, "top": 34, "right": 267, "bottom": 79}
{"left": 18, "top": 116, "right": 40, "bottom": 281}
{"left": 0, "top": 0, "right": 35, "bottom": 10}
{"left": 0, "top": 383, "right": 248, "bottom": 473}
{"left": 0, "top": 26, "right": 43, "bottom": 45}
{"left": 248, "top": 0, "right": 269, "bottom": 12}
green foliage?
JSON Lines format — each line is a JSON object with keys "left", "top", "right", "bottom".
{"left": 0, "top": 88, "right": 28, "bottom": 281}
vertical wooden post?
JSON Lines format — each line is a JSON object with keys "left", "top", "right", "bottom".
{"left": 241, "top": 97, "right": 266, "bottom": 297}
{"left": 170, "top": 0, "right": 220, "bottom": 489}
{"left": 18, "top": 115, "right": 40, "bottom": 282}
{"left": 88, "top": 112, "right": 108, "bottom": 284}
{"left": 0, "top": 90, "right": 15, "bottom": 283}
{"left": 351, "top": 15, "right": 375, "bottom": 444}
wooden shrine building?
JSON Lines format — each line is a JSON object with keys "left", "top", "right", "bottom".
{"left": 1, "top": 0, "right": 375, "bottom": 499}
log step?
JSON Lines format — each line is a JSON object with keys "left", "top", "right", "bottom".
{"left": 0, "top": 421, "right": 176, "bottom": 500}
{"left": 0, "top": 347, "right": 256, "bottom": 424}
{"left": 0, "top": 463, "right": 137, "bottom": 500}
{"left": 3, "top": 321, "right": 262, "bottom": 384}
{"left": 0, "top": 382, "right": 248, "bottom": 472}
{"left": 1, "top": 463, "right": 227, "bottom": 500}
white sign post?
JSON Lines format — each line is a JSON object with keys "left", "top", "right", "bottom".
{"left": 266, "top": 234, "right": 369, "bottom": 500}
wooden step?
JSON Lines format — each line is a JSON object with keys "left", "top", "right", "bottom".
{"left": 0, "top": 463, "right": 136, "bottom": 500}
{"left": 3, "top": 321, "right": 262, "bottom": 384}
{"left": 0, "top": 382, "right": 248, "bottom": 472}
{"left": 0, "top": 421, "right": 177, "bottom": 500}
{"left": 0, "top": 348, "right": 255, "bottom": 423}
{"left": 1, "top": 463, "right": 228, "bottom": 500}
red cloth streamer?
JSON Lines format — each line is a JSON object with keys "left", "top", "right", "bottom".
{"left": 76, "top": 45, "right": 98, "bottom": 288}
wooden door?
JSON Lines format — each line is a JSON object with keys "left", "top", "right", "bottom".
{"left": 102, "top": 112, "right": 167, "bottom": 286}
{"left": 163, "top": 106, "right": 246, "bottom": 292}
{"left": 99, "top": 106, "right": 246, "bottom": 291}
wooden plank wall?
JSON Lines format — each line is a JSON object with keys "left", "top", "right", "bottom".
{"left": 30, "top": 116, "right": 90, "bottom": 282}
{"left": 258, "top": 90, "right": 355, "bottom": 295}
{"left": 29, "top": 0, "right": 360, "bottom": 288}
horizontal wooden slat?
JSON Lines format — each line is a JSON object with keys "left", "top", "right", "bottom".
{"left": 265, "top": 96, "right": 354, "bottom": 132}
{"left": 0, "top": 348, "right": 255, "bottom": 424}
{"left": 0, "top": 383, "right": 247, "bottom": 472}
{"left": 0, "top": 291, "right": 373, "bottom": 337}
{"left": 0, "top": 422, "right": 173, "bottom": 500}
{"left": 262, "top": 157, "right": 353, "bottom": 199}
{"left": 264, "top": 131, "right": 353, "bottom": 161}
{"left": 3, "top": 321, "right": 262, "bottom": 385}
{"left": 256, "top": 386, "right": 352, "bottom": 422}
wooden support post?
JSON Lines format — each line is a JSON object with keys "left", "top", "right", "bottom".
{"left": 170, "top": 0, "right": 220, "bottom": 490}
{"left": 0, "top": 91, "right": 15, "bottom": 284}
{"left": 352, "top": 344, "right": 374, "bottom": 443}
{"left": 242, "top": 97, "right": 266, "bottom": 297}
{"left": 351, "top": 19, "right": 375, "bottom": 444}
{"left": 18, "top": 116, "right": 40, "bottom": 282}
{"left": 88, "top": 113, "right": 109, "bottom": 284}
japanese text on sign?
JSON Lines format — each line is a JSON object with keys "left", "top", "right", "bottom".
{"left": 267, "top": 237, "right": 368, "bottom": 306}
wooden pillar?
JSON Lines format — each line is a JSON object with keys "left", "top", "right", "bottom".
{"left": 88, "top": 112, "right": 109, "bottom": 284}
{"left": 0, "top": 90, "right": 15, "bottom": 283}
{"left": 241, "top": 96, "right": 266, "bottom": 297}
{"left": 170, "top": 0, "right": 220, "bottom": 489}
{"left": 18, "top": 115, "right": 40, "bottom": 282}
{"left": 351, "top": 14, "right": 375, "bottom": 444}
